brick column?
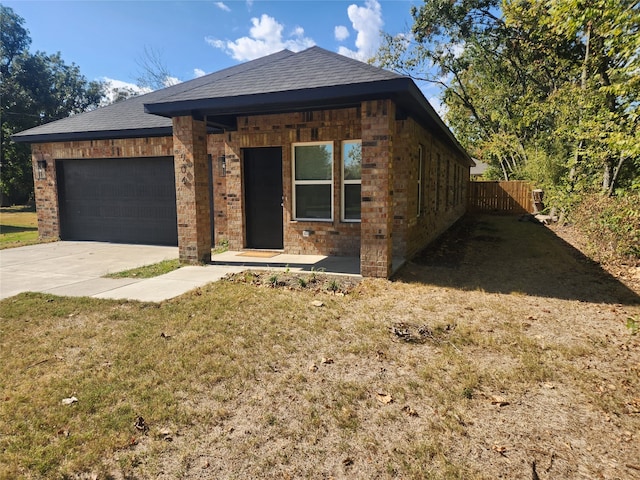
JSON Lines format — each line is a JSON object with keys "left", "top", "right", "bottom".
{"left": 172, "top": 116, "right": 212, "bottom": 263}
{"left": 31, "top": 144, "right": 60, "bottom": 240}
{"left": 360, "top": 99, "right": 395, "bottom": 278}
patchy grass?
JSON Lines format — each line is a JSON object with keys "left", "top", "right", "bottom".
{"left": 104, "top": 259, "right": 182, "bottom": 279}
{"left": 0, "top": 205, "right": 41, "bottom": 249}
{"left": 1, "top": 215, "right": 639, "bottom": 479}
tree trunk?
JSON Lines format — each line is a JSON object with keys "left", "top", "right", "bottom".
{"left": 569, "top": 21, "right": 592, "bottom": 188}
{"left": 602, "top": 160, "right": 612, "bottom": 192}
{"left": 607, "top": 155, "right": 626, "bottom": 197}
{"left": 500, "top": 158, "right": 509, "bottom": 181}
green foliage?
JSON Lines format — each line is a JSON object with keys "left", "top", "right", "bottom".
{"left": 0, "top": 5, "right": 105, "bottom": 204}
{"left": 570, "top": 191, "right": 640, "bottom": 260}
{"left": 376, "top": 0, "right": 639, "bottom": 195}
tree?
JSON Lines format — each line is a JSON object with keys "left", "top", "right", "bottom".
{"left": 135, "top": 46, "right": 179, "bottom": 91}
{"left": 0, "top": 5, "right": 104, "bottom": 204}
{"left": 376, "top": 0, "right": 639, "bottom": 196}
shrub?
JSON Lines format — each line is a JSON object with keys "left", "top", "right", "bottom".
{"left": 570, "top": 192, "right": 640, "bottom": 261}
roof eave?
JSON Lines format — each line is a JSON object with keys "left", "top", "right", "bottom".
{"left": 401, "top": 82, "right": 474, "bottom": 167}
{"left": 143, "top": 78, "right": 413, "bottom": 118}
{"left": 11, "top": 127, "right": 174, "bottom": 144}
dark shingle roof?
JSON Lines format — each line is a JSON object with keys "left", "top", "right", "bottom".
{"left": 150, "top": 46, "right": 400, "bottom": 104}
{"left": 11, "top": 49, "right": 295, "bottom": 143}
{"left": 12, "top": 47, "right": 471, "bottom": 164}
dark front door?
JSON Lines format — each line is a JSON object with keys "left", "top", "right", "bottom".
{"left": 243, "top": 147, "right": 283, "bottom": 249}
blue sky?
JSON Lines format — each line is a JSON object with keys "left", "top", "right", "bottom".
{"left": 4, "top": 0, "right": 441, "bottom": 104}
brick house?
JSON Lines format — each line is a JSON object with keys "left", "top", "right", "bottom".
{"left": 13, "top": 47, "right": 472, "bottom": 278}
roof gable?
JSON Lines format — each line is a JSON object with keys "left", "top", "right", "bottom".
{"left": 148, "top": 46, "right": 401, "bottom": 106}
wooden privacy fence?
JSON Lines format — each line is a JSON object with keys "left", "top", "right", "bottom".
{"left": 468, "top": 181, "right": 533, "bottom": 214}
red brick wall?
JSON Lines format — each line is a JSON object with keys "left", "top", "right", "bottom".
{"left": 393, "top": 117, "right": 469, "bottom": 259}
{"left": 209, "top": 108, "right": 363, "bottom": 256}
{"left": 360, "top": 100, "right": 395, "bottom": 277}
{"left": 173, "top": 116, "right": 211, "bottom": 263}
{"left": 30, "top": 105, "right": 469, "bottom": 276}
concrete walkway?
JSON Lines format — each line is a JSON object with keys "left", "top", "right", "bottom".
{"left": 0, "top": 242, "right": 367, "bottom": 302}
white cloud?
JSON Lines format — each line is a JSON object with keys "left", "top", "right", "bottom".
{"left": 99, "top": 77, "right": 151, "bottom": 105}
{"left": 193, "top": 68, "right": 206, "bottom": 78}
{"left": 334, "top": 25, "right": 350, "bottom": 41}
{"left": 215, "top": 2, "right": 230, "bottom": 12}
{"left": 337, "top": 0, "right": 383, "bottom": 62}
{"left": 163, "top": 76, "right": 181, "bottom": 87}
{"left": 449, "top": 42, "right": 465, "bottom": 58}
{"left": 206, "top": 14, "right": 315, "bottom": 61}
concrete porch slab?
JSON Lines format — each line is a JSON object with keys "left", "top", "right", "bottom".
{"left": 211, "top": 251, "right": 363, "bottom": 276}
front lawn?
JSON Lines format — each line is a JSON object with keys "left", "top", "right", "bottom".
{"left": 1, "top": 215, "right": 638, "bottom": 479}
{"left": 0, "top": 205, "right": 40, "bottom": 249}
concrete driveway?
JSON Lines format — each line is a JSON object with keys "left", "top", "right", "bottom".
{"left": 0, "top": 242, "right": 366, "bottom": 303}
{"left": 0, "top": 241, "right": 242, "bottom": 302}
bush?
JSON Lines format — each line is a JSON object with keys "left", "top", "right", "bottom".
{"left": 570, "top": 192, "right": 640, "bottom": 261}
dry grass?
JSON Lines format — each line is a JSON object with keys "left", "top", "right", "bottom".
{"left": 1, "top": 215, "right": 639, "bottom": 479}
{"left": 0, "top": 206, "right": 40, "bottom": 249}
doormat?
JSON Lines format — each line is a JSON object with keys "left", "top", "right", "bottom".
{"left": 237, "top": 251, "right": 280, "bottom": 258}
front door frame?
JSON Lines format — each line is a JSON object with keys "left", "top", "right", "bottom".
{"left": 242, "top": 146, "right": 284, "bottom": 249}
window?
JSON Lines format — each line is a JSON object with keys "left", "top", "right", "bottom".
{"left": 342, "top": 140, "right": 362, "bottom": 221}
{"left": 417, "top": 145, "right": 424, "bottom": 217}
{"left": 293, "top": 142, "right": 333, "bottom": 220}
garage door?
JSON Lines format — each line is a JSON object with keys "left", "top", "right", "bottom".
{"left": 56, "top": 157, "right": 178, "bottom": 245}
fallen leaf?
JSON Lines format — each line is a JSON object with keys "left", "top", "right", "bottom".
{"left": 492, "top": 445, "right": 507, "bottom": 455}
{"left": 543, "top": 383, "right": 555, "bottom": 389}
{"left": 321, "top": 357, "right": 334, "bottom": 364}
{"left": 61, "top": 396, "right": 78, "bottom": 405}
{"left": 311, "top": 300, "right": 324, "bottom": 307}
{"left": 402, "top": 405, "right": 419, "bottom": 417}
{"left": 134, "top": 416, "right": 148, "bottom": 432}
{"left": 377, "top": 392, "right": 393, "bottom": 404}
{"left": 491, "top": 395, "right": 509, "bottom": 407}
{"left": 308, "top": 363, "right": 318, "bottom": 372}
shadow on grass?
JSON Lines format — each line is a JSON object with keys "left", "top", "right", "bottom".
{"left": 0, "top": 205, "right": 35, "bottom": 214}
{"left": 397, "top": 214, "right": 640, "bottom": 306}
{"left": 0, "top": 225, "right": 37, "bottom": 234}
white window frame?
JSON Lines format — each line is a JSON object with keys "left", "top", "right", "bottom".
{"left": 417, "top": 144, "right": 424, "bottom": 217}
{"left": 341, "top": 140, "right": 362, "bottom": 223}
{"left": 292, "top": 141, "right": 334, "bottom": 221}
